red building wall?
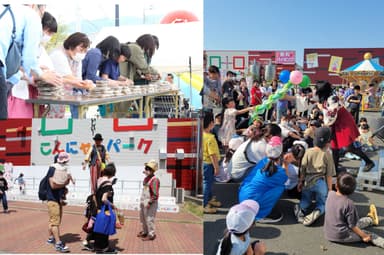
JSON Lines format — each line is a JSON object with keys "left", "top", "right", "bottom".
{"left": 166, "top": 119, "right": 199, "bottom": 191}
{"left": 0, "top": 119, "right": 32, "bottom": 165}
{"left": 303, "top": 48, "right": 384, "bottom": 85}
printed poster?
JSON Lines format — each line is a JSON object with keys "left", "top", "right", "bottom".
{"left": 328, "top": 56, "right": 343, "bottom": 73}
{"left": 306, "top": 53, "right": 318, "bottom": 68}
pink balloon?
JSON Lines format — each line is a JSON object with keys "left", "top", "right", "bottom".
{"left": 290, "top": 71, "right": 303, "bottom": 85}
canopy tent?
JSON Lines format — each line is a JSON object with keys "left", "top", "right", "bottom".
{"left": 339, "top": 52, "right": 384, "bottom": 88}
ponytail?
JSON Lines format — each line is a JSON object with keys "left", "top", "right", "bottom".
{"left": 219, "top": 230, "right": 232, "bottom": 255}
{"left": 262, "top": 158, "right": 278, "bottom": 176}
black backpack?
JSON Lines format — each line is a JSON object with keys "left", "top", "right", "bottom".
{"left": 38, "top": 174, "right": 49, "bottom": 201}
{"left": 84, "top": 180, "right": 111, "bottom": 218}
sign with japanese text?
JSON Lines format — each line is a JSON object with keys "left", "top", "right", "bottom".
{"left": 275, "top": 51, "right": 296, "bottom": 64}
{"left": 31, "top": 119, "right": 168, "bottom": 166}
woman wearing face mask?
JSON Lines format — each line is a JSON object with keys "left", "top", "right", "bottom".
{"left": 49, "top": 32, "right": 94, "bottom": 118}
{"left": 7, "top": 11, "right": 58, "bottom": 118}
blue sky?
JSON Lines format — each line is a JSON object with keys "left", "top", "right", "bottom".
{"left": 204, "top": 0, "right": 384, "bottom": 66}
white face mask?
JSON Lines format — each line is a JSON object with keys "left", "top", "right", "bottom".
{"left": 73, "top": 53, "right": 86, "bottom": 62}
{"left": 41, "top": 34, "right": 51, "bottom": 44}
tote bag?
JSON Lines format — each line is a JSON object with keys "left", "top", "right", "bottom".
{"left": 93, "top": 203, "right": 116, "bottom": 236}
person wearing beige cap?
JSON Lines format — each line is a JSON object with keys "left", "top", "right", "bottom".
{"left": 137, "top": 159, "right": 160, "bottom": 241}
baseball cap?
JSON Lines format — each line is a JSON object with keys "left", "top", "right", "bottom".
{"left": 57, "top": 152, "right": 70, "bottom": 163}
{"left": 314, "top": 127, "right": 332, "bottom": 148}
{"left": 266, "top": 136, "right": 283, "bottom": 159}
{"left": 226, "top": 200, "right": 259, "bottom": 234}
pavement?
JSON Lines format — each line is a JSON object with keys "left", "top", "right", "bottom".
{"left": 0, "top": 200, "right": 203, "bottom": 254}
{"left": 204, "top": 112, "right": 384, "bottom": 255}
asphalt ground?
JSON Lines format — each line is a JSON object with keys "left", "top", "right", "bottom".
{"left": 204, "top": 112, "right": 384, "bottom": 255}
{"left": 0, "top": 201, "right": 203, "bottom": 254}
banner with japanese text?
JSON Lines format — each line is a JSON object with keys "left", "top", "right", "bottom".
{"left": 275, "top": 51, "right": 296, "bottom": 64}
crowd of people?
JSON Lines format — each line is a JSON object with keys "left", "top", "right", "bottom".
{"left": 1, "top": 4, "right": 162, "bottom": 119}
{"left": 202, "top": 64, "right": 384, "bottom": 253}
{"left": 0, "top": 133, "right": 161, "bottom": 253}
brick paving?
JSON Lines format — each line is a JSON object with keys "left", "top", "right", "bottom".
{"left": 0, "top": 201, "right": 203, "bottom": 254}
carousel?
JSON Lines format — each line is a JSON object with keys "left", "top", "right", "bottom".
{"left": 339, "top": 52, "right": 384, "bottom": 110}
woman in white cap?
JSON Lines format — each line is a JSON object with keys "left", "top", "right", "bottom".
{"left": 216, "top": 200, "right": 266, "bottom": 255}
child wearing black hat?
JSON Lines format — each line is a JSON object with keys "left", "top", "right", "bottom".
{"left": 295, "top": 127, "right": 336, "bottom": 226}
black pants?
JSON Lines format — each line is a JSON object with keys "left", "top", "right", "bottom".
{"left": 349, "top": 108, "right": 360, "bottom": 124}
{"left": 332, "top": 143, "right": 373, "bottom": 174}
{"left": 93, "top": 232, "right": 109, "bottom": 251}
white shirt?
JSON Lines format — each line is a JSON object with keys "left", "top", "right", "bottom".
{"left": 228, "top": 138, "right": 267, "bottom": 180}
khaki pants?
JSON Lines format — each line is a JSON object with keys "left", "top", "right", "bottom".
{"left": 139, "top": 201, "right": 158, "bottom": 237}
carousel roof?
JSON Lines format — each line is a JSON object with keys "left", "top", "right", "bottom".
{"left": 342, "top": 53, "right": 384, "bottom": 73}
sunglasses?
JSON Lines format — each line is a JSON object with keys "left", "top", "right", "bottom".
{"left": 145, "top": 166, "right": 153, "bottom": 171}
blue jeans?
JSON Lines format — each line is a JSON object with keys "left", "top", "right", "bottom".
{"left": 300, "top": 178, "right": 328, "bottom": 215}
{"left": 203, "top": 163, "right": 214, "bottom": 207}
{"left": 276, "top": 107, "right": 287, "bottom": 124}
{"left": 0, "top": 192, "right": 8, "bottom": 211}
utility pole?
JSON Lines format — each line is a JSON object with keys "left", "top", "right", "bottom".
{"left": 115, "top": 4, "right": 119, "bottom": 27}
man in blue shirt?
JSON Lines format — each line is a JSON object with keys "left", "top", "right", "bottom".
{"left": 0, "top": 5, "right": 61, "bottom": 119}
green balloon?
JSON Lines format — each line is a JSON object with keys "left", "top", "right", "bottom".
{"left": 299, "top": 75, "right": 311, "bottom": 88}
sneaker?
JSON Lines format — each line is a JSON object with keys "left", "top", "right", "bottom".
{"left": 294, "top": 204, "right": 305, "bottom": 223}
{"left": 55, "top": 242, "right": 70, "bottom": 253}
{"left": 303, "top": 209, "right": 321, "bottom": 226}
{"left": 82, "top": 243, "right": 94, "bottom": 251}
{"left": 208, "top": 197, "right": 222, "bottom": 207}
{"left": 136, "top": 231, "right": 148, "bottom": 238}
{"left": 95, "top": 248, "right": 117, "bottom": 254}
{"left": 363, "top": 162, "right": 375, "bottom": 172}
{"left": 204, "top": 205, "right": 217, "bottom": 214}
{"left": 142, "top": 234, "right": 156, "bottom": 241}
{"left": 256, "top": 213, "right": 283, "bottom": 224}
{"left": 47, "top": 237, "right": 55, "bottom": 245}
{"left": 367, "top": 204, "right": 379, "bottom": 226}
{"left": 345, "top": 152, "right": 355, "bottom": 159}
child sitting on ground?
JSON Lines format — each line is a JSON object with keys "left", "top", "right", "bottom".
{"left": 324, "top": 172, "right": 384, "bottom": 249}
{"left": 357, "top": 123, "right": 378, "bottom": 152}
{"left": 52, "top": 152, "right": 75, "bottom": 205}
{"left": 216, "top": 200, "right": 266, "bottom": 255}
